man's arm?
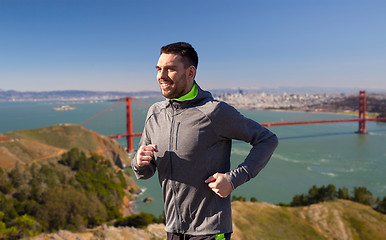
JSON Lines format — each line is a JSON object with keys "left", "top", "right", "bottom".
{"left": 209, "top": 102, "right": 279, "bottom": 193}
{"left": 131, "top": 105, "right": 161, "bottom": 180}
{"left": 226, "top": 131, "right": 278, "bottom": 189}
{"left": 131, "top": 121, "right": 158, "bottom": 180}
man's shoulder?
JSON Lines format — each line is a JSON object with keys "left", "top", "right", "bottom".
{"left": 195, "top": 98, "right": 237, "bottom": 117}
{"left": 196, "top": 86, "right": 234, "bottom": 110}
{"left": 149, "top": 99, "right": 168, "bottom": 110}
{"left": 145, "top": 100, "right": 168, "bottom": 117}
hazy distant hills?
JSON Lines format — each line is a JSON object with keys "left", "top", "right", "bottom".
{"left": 2, "top": 87, "right": 385, "bottom": 101}
{"left": 211, "top": 86, "right": 369, "bottom": 95}
{"left": 0, "top": 89, "right": 162, "bottom": 101}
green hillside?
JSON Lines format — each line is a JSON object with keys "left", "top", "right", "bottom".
{"left": 0, "top": 124, "right": 130, "bottom": 169}
{"left": 231, "top": 200, "right": 386, "bottom": 240}
{"left": 26, "top": 200, "right": 386, "bottom": 240}
{"left": 0, "top": 148, "right": 140, "bottom": 239}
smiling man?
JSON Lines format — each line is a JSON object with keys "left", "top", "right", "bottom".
{"left": 132, "top": 42, "right": 278, "bottom": 240}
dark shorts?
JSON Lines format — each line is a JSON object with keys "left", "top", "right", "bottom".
{"left": 167, "top": 232, "right": 232, "bottom": 240}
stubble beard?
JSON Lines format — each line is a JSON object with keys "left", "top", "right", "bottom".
{"left": 160, "top": 73, "right": 187, "bottom": 99}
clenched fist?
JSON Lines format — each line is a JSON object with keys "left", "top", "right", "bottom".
{"left": 136, "top": 144, "right": 158, "bottom": 166}
{"left": 205, "top": 173, "right": 234, "bottom": 198}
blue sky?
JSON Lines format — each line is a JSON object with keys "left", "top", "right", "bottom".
{"left": 1, "top": 0, "right": 385, "bottom": 92}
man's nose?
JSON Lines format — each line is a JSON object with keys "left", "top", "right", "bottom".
{"left": 158, "top": 69, "right": 168, "bottom": 79}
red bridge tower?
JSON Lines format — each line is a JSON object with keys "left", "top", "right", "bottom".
{"left": 357, "top": 90, "right": 367, "bottom": 134}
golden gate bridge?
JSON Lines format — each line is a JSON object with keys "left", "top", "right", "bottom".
{"left": 80, "top": 90, "right": 386, "bottom": 153}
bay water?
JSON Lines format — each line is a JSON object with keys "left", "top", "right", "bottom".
{"left": 1, "top": 100, "right": 385, "bottom": 216}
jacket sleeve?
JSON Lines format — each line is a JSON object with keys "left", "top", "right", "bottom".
{"left": 131, "top": 114, "right": 157, "bottom": 180}
{"left": 212, "top": 102, "right": 278, "bottom": 189}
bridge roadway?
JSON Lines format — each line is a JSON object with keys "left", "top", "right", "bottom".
{"left": 260, "top": 117, "right": 386, "bottom": 127}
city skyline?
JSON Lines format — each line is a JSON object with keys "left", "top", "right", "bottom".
{"left": 1, "top": 0, "right": 386, "bottom": 92}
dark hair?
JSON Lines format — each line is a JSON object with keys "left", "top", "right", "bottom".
{"left": 160, "top": 42, "right": 198, "bottom": 69}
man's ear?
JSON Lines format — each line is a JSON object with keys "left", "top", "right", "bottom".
{"left": 187, "top": 65, "right": 196, "bottom": 81}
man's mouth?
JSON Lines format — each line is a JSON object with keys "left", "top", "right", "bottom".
{"left": 160, "top": 81, "right": 173, "bottom": 90}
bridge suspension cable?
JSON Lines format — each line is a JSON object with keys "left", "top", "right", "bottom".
{"left": 131, "top": 97, "right": 152, "bottom": 107}
{"left": 79, "top": 97, "right": 152, "bottom": 152}
{"left": 80, "top": 98, "right": 126, "bottom": 126}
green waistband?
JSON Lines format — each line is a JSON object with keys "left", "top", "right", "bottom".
{"left": 215, "top": 233, "right": 225, "bottom": 240}
{"left": 174, "top": 83, "right": 198, "bottom": 101}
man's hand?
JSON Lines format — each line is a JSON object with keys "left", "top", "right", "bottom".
{"left": 136, "top": 144, "right": 158, "bottom": 167}
{"left": 205, "top": 173, "right": 234, "bottom": 198}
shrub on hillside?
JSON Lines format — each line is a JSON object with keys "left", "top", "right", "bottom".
{"left": 289, "top": 185, "right": 385, "bottom": 214}
{"left": 375, "top": 196, "right": 386, "bottom": 214}
{"left": 250, "top": 197, "right": 258, "bottom": 202}
{"left": 114, "top": 212, "right": 158, "bottom": 229}
{"left": 291, "top": 184, "right": 339, "bottom": 206}
{"left": 232, "top": 196, "right": 246, "bottom": 202}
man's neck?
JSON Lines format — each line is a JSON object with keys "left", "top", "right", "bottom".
{"left": 174, "top": 83, "right": 198, "bottom": 101}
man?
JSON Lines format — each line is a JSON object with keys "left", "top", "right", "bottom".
{"left": 132, "top": 42, "right": 278, "bottom": 240}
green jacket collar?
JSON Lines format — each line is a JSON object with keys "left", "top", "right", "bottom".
{"left": 174, "top": 83, "right": 198, "bottom": 101}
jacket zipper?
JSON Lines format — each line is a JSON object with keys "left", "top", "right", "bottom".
{"left": 169, "top": 102, "right": 182, "bottom": 232}
{"left": 175, "top": 122, "right": 180, "bottom": 151}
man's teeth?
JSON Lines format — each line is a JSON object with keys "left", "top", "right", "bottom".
{"left": 161, "top": 82, "right": 172, "bottom": 87}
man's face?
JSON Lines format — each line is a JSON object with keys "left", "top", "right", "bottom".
{"left": 156, "top": 53, "right": 195, "bottom": 99}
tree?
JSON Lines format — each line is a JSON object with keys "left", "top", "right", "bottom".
{"left": 8, "top": 162, "right": 24, "bottom": 188}
{"left": 338, "top": 187, "right": 350, "bottom": 200}
{"left": 58, "top": 148, "right": 87, "bottom": 170}
{"left": 324, "top": 184, "right": 336, "bottom": 201}
{"left": 0, "top": 193, "right": 17, "bottom": 224}
{"left": 352, "top": 187, "right": 375, "bottom": 206}
{"left": 13, "top": 183, "right": 31, "bottom": 202}
{"left": 308, "top": 185, "right": 320, "bottom": 204}
{"left": 12, "top": 214, "right": 42, "bottom": 238}
{"left": 290, "top": 194, "right": 308, "bottom": 206}
{"left": 36, "top": 186, "right": 90, "bottom": 231}
{"left": 308, "top": 184, "right": 336, "bottom": 203}
{"left": 0, "top": 168, "right": 12, "bottom": 194}
{"left": 0, "top": 211, "right": 18, "bottom": 239}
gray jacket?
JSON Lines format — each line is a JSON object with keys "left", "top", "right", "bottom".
{"left": 132, "top": 84, "right": 278, "bottom": 235}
